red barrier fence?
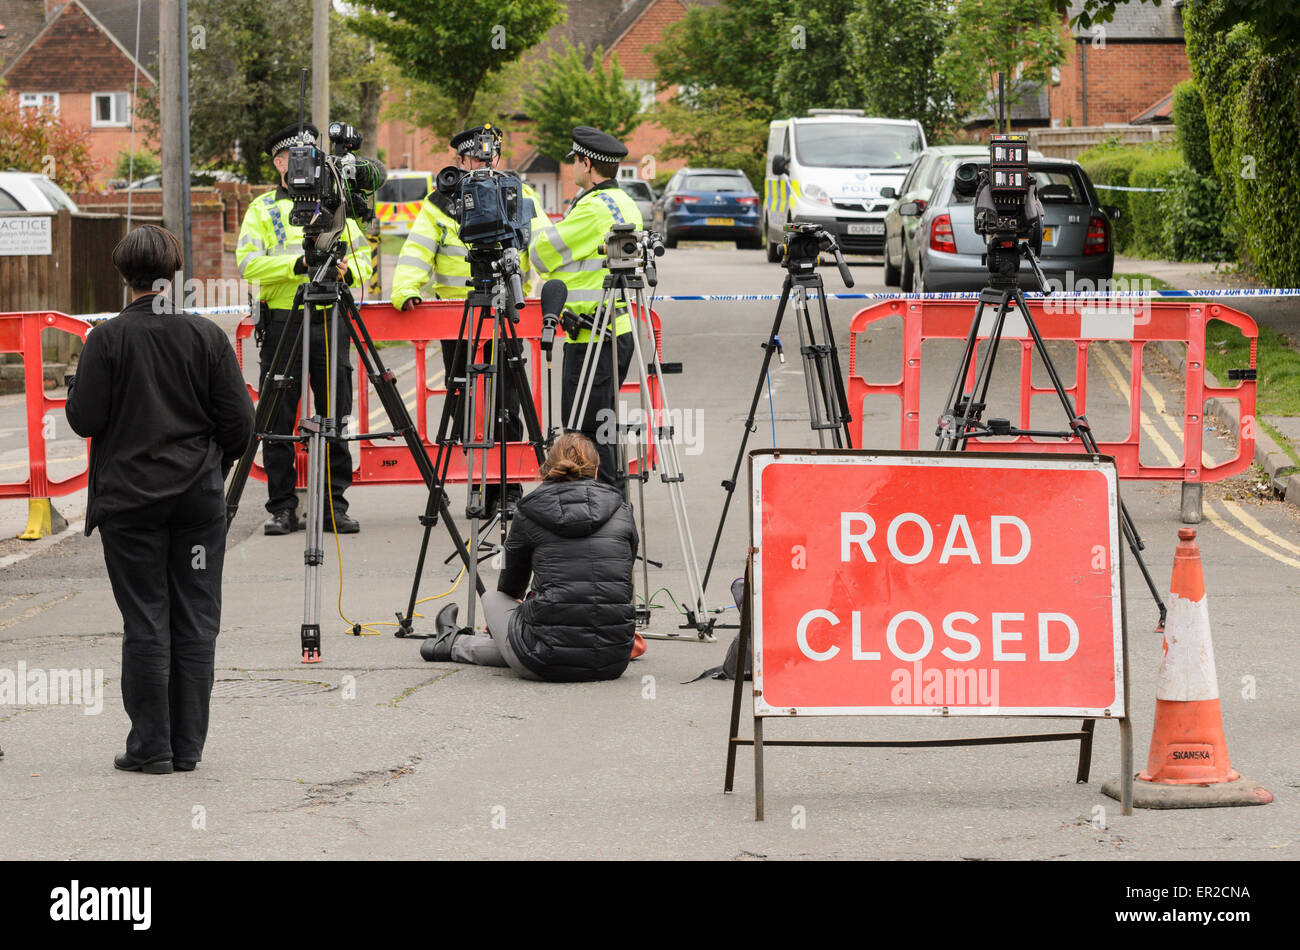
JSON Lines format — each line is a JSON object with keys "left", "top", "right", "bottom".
{"left": 846, "top": 298, "right": 1257, "bottom": 484}
{"left": 232, "top": 299, "right": 664, "bottom": 488}
{"left": 0, "top": 310, "right": 90, "bottom": 503}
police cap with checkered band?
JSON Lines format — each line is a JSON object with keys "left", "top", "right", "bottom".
{"left": 264, "top": 122, "right": 319, "bottom": 158}
{"left": 566, "top": 126, "right": 627, "bottom": 164}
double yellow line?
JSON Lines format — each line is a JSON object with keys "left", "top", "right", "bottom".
{"left": 1091, "top": 343, "right": 1299, "bottom": 570}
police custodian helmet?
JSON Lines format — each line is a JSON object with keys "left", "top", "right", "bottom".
{"left": 566, "top": 126, "right": 628, "bottom": 164}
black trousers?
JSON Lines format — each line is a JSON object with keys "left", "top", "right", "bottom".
{"left": 561, "top": 332, "right": 634, "bottom": 488}
{"left": 258, "top": 310, "right": 353, "bottom": 516}
{"left": 99, "top": 468, "right": 226, "bottom": 766}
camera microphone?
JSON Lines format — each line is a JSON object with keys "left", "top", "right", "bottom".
{"left": 539, "top": 279, "right": 568, "bottom": 355}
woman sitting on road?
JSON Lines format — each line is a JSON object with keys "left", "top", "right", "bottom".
{"left": 421, "top": 433, "right": 640, "bottom": 681}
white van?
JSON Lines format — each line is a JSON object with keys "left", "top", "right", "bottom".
{"left": 764, "top": 110, "right": 926, "bottom": 260}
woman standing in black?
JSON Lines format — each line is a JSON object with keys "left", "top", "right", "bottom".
{"left": 423, "top": 433, "right": 639, "bottom": 681}
{"left": 67, "top": 225, "right": 253, "bottom": 774}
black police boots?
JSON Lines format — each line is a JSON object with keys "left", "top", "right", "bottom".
{"left": 264, "top": 510, "right": 299, "bottom": 535}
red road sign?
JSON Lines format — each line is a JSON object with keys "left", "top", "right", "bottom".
{"left": 750, "top": 451, "right": 1124, "bottom": 718}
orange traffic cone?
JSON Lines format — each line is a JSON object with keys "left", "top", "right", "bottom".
{"left": 1105, "top": 528, "right": 1272, "bottom": 808}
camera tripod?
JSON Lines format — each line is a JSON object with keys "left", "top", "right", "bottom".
{"left": 702, "top": 227, "right": 855, "bottom": 593}
{"left": 936, "top": 239, "right": 1168, "bottom": 629}
{"left": 566, "top": 243, "right": 713, "bottom": 639}
{"left": 395, "top": 245, "right": 547, "bottom": 640}
{"left": 225, "top": 237, "right": 480, "bottom": 662}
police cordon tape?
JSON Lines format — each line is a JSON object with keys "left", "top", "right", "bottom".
{"left": 67, "top": 286, "right": 1300, "bottom": 320}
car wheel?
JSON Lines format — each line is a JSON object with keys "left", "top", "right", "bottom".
{"left": 883, "top": 241, "right": 901, "bottom": 286}
{"left": 900, "top": 248, "right": 915, "bottom": 293}
{"left": 664, "top": 230, "right": 678, "bottom": 249}
{"left": 765, "top": 215, "right": 781, "bottom": 263}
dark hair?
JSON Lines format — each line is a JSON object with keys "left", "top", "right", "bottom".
{"left": 591, "top": 157, "right": 619, "bottom": 180}
{"left": 540, "top": 432, "right": 599, "bottom": 481}
{"left": 112, "top": 224, "right": 183, "bottom": 291}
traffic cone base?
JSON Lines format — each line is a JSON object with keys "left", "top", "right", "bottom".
{"left": 1139, "top": 698, "right": 1237, "bottom": 784}
{"left": 1103, "top": 774, "right": 1274, "bottom": 809}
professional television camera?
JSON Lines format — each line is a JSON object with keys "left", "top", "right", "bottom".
{"left": 433, "top": 125, "right": 535, "bottom": 251}
{"left": 951, "top": 133, "right": 1045, "bottom": 289}
{"left": 284, "top": 121, "right": 387, "bottom": 245}
{"left": 557, "top": 224, "right": 665, "bottom": 340}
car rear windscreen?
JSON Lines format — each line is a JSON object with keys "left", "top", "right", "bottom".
{"left": 950, "top": 166, "right": 1087, "bottom": 204}
{"left": 682, "top": 175, "right": 750, "bottom": 192}
{"left": 794, "top": 123, "right": 923, "bottom": 169}
{"left": 378, "top": 177, "right": 428, "bottom": 202}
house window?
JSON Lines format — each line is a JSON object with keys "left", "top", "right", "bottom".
{"left": 19, "top": 92, "right": 59, "bottom": 113}
{"left": 91, "top": 92, "right": 130, "bottom": 127}
{"left": 625, "top": 79, "right": 656, "bottom": 113}
{"left": 617, "top": 166, "right": 637, "bottom": 182}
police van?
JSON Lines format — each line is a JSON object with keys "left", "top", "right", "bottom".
{"left": 374, "top": 169, "right": 434, "bottom": 236}
{"left": 764, "top": 110, "right": 926, "bottom": 260}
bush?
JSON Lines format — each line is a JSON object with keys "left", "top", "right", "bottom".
{"left": 114, "top": 149, "right": 160, "bottom": 181}
{"left": 1077, "top": 140, "right": 1173, "bottom": 253}
{"left": 1185, "top": 0, "right": 1300, "bottom": 286}
{"left": 1171, "top": 80, "right": 1213, "bottom": 178}
{"left": 1161, "top": 165, "right": 1234, "bottom": 262}
{"left": 1128, "top": 148, "right": 1184, "bottom": 257}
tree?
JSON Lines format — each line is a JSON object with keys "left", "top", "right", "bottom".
{"left": 655, "top": 87, "right": 771, "bottom": 189}
{"left": 521, "top": 42, "right": 642, "bottom": 164}
{"left": 652, "top": 0, "right": 785, "bottom": 114}
{"left": 138, "top": 0, "right": 383, "bottom": 182}
{"left": 383, "top": 60, "right": 526, "bottom": 149}
{"left": 940, "top": 0, "right": 1068, "bottom": 132}
{"left": 0, "top": 94, "right": 104, "bottom": 192}
{"left": 845, "top": 0, "right": 962, "bottom": 140}
{"left": 770, "top": 1, "right": 865, "bottom": 116}
{"left": 350, "top": 0, "right": 563, "bottom": 131}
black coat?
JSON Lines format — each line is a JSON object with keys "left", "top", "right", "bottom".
{"left": 65, "top": 294, "right": 254, "bottom": 533}
{"left": 498, "top": 479, "right": 638, "bottom": 681}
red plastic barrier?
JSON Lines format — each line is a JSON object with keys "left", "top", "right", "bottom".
{"left": 846, "top": 297, "right": 1257, "bottom": 484}
{"left": 0, "top": 311, "right": 90, "bottom": 500}
{"left": 232, "top": 299, "right": 663, "bottom": 487}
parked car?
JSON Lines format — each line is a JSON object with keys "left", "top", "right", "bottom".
{"left": 902, "top": 158, "right": 1117, "bottom": 293}
{"left": 618, "top": 179, "right": 656, "bottom": 224}
{"left": 0, "top": 171, "right": 79, "bottom": 213}
{"left": 652, "top": 168, "right": 761, "bottom": 249}
{"left": 882, "top": 145, "right": 986, "bottom": 290}
{"left": 764, "top": 111, "right": 926, "bottom": 260}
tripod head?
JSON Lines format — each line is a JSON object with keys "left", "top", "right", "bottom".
{"left": 985, "top": 233, "right": 1051, "bottom": 294}
{"left": 781, "top": 223, "right": 854, "bottom": 287}
{"left": 467, "top": 244, "right": 526, "bottom": 319}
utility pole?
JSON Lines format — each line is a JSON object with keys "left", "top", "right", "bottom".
{"left": 160, "top": 0, "right": 193, "bottom": 286}
{"left": 312, "top": 0, "right": 330, "bottom": 145}
{"left": 179, "top": 0, "right": 193, "bottom": 283}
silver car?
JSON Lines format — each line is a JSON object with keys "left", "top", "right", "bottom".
{"left": 618, "top": 180, "right": 656, "bottom": 225}
{"left": 902, "top": 158, "right": 1118, "bottom": 293}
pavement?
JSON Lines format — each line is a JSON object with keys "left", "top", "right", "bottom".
{"left": 0, "top": 246, "right": 1296, "bottom": 860}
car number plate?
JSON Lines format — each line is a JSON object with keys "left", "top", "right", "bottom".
{"left": 847, "top": 222, "right": 884, "bottom": 235}
{"left": 705, "top": 217, "right": 734, "bottom": 226}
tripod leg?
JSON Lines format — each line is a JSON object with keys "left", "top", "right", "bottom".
{"left": 703, "top": 277, "right": 794, "bottom": 592}
{"left": 225, "top": 294, "right": 307, "bottom": 527}
{"left": 813, "top": 277, "right": 855, "bottom": 447}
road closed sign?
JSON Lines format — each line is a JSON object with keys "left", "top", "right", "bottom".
{"left": 749, "top": 451, "right": 1124, "bottom": 718}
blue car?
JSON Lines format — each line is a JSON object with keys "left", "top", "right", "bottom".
{"left": 651, "top": 167, "right": 762, "bottom": 249}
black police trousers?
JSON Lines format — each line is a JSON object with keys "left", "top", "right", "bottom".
{"left": 258, "top": 310, "right": 353, "bottom": 516}
{"left": 99, "top": 467, "right": 226, "bottom": 766}
{"left": 561, "top": 331, "right": 634, "bottom": 488}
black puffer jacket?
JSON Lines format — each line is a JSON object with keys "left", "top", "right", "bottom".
{"left": 499, "top": 479, "right": 638, "bottom": 681}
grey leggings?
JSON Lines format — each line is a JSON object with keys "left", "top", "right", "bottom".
{"left": 450, "top": 590, "right": 541, "bottom": 680}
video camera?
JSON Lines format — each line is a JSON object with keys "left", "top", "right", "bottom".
{"left": 781, "top": 223, "right": 854, "bottom": 287}
{"left": 285, "top": 121, "right": 387, "bottom": 240}
{"left": 952, "top": 134, "right": 1044, "bottom": 286}
{"left": 599, "top": 223, "right": 665, "bottom": 279}
{"left": 434, "top": 165, "right": 534, "bottom": 250}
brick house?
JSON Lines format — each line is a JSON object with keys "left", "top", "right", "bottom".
{"left": 1048, "top": 0, "right": 1191, "bottom": 127}
{"left": 2, "top": 0, "right": 159, "bottom": 184}
{"left": 375, "top": 0, "right": 712, "bottom": 213}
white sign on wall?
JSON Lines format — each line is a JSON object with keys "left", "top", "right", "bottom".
{"left": 0, "top": 216, "right": 53, "bottom": 256}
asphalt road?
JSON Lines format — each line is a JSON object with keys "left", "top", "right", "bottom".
{"left": 0, "top": 244, "right": 1295, "bottom": 861}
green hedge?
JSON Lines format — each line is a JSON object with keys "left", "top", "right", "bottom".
{"left": 1171, "top": 80, "right": 1214, "bottom": 178}
{"left": 1078, "top": 141, "right": 1231, "bottom": 261}
{"left": 1185, "top": 0, "right": 1300, "bottom": 286}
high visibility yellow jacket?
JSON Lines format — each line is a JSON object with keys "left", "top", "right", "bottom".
{"left": 236, "top": 188, "right": 374, "bottom": 311}
{"left": 529, "top": 181, "right": 643, "bottom": 343}
{"left": 392, "top": 180, "right": 551, "bottom": 305}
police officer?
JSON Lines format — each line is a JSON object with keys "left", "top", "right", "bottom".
{"left": 391, "top": 124, "right": 547, "bottom": 513}
{"left": 237, "top": 123, "right": 373, "bottom": 536}
{"left": 530, "top": 126, "right": 642, "bottom": 488}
